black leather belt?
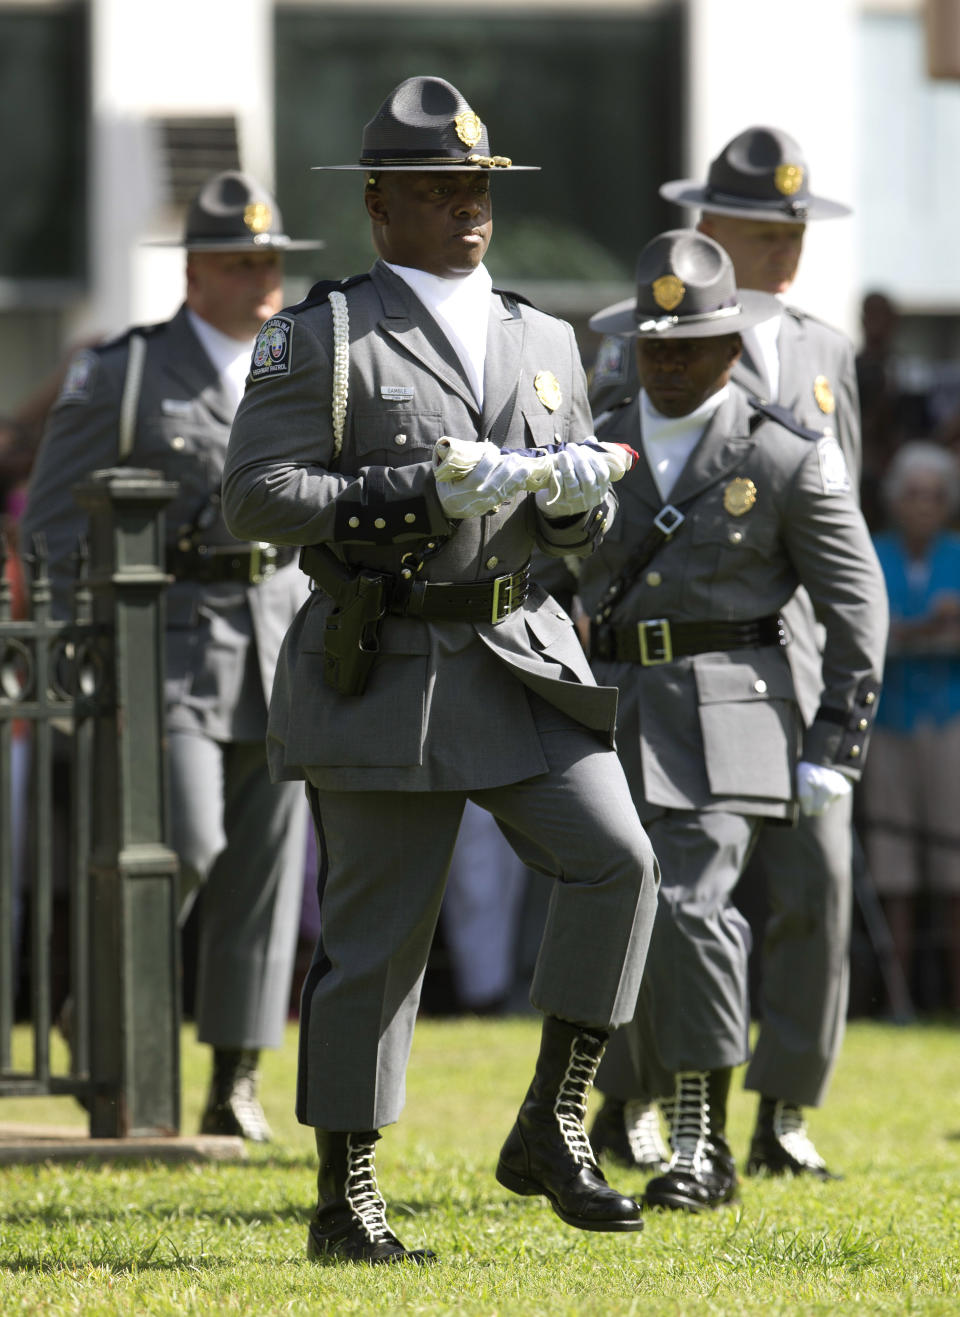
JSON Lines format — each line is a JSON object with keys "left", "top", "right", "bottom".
{"left": 166, "top": 542, "right": 296, "bottom": 585}
{"left": 593, "top": 614, "right": 784, "bottom": 665}
{"left": 390, "top": 565, "right": 529, "bottom": 624}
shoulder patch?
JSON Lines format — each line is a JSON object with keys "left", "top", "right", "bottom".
{"left": 817, "top": 435, "right": 851, "bottom": 494}
{"left": 54, "top": 349, "right": 98, "bottom": 407}
{"left": 592, "top": 335, "right": 629, "bottom": 386}
{"left": 250, "top": 315, "right": 294, "bottom": 382}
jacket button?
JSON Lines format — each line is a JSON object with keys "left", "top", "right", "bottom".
{"left": 754, "top": 679, "right": 767, "bottom": 694}
{"left": 404, "top": 513, "right": 416, "bottom": 524}
{"left": 646, "top": 571, "right": 662, "bottom": 587}
{"left": 348, "top": 516, "right": 360, "bottom": 529}
{"left": 374, "top": 517, "right": 387, "bottom": 529}
{"left": 486, "top": 556, "right": 499, "bottom": 570}
{"left": 858, "top": 718, "right": 868, "bottom": 731}
{"left": 864, "top": 691, "right": 876, "bottom": 705}
{"left": 729, "top": 529, "right": 743, "bottom": 544}
{"left": 849, "top": 744, "right": 861, "bottom": 758}
{"left": 171, "top": 436, "right": 185, "bottom": 450}
{"left": 394, "top": 433, "right": 407, "bottom": 445}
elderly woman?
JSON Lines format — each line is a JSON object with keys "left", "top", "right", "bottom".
{"left": 861, "top": 441, "right": 960, "bottom": 1012}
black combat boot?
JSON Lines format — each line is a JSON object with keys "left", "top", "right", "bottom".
{"left": 645, "top": 1069, "right": 738, "bottom": 1212}
{"left": 589, "top": 1095, "right": 670, "bottom": 1173}
{"left": 200, "top": 1048, "right": 272, "bottom": 1142}
{"left": 747, "top": 1097, "right": 840, "bottom": 1179}
{"left": 307, "top": 1130, "right": 436, "bottom": 1264}
{"left": 496, "top": 1016, "right": 644, "bottom": 1232}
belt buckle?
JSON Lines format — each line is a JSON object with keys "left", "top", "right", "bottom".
{"left": 653, "top": 504, "right": 685, "bottom": 536}
{"left": 249, "top": 542, "right": 277, "bottom": 584}
{"left": 637, "top": 618, "right": 672, "bottom": 665}
{"left": 491, "top": 570, "right": 524, "bottom": 624}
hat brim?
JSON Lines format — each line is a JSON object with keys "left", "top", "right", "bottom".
{"left": 590, "top": 288, "right": 781, "bottom": 339}
{"left": 312, "top": 163, "right": 540, "bottom": 173}
{"left": 659, "top": 179, "right": 851, "bottom": 223}
{"left": 143, "top": 237, "right": 325, "bottom": 251}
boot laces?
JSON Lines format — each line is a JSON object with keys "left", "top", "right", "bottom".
{"left": 624, "top": 1100, "right": 670, "bottom": 1165}
{"left": 773, "top": 1102, "right": 826, "bottom": 1170}
{"left": 345, "top": 1134, "right": 391, "bottom": 1242}
{"left": 666, "top": 1072, "right": 710, "bottom": 1175}
{"left": 554, "top": 1037, "right": 602, "bottom": 1169}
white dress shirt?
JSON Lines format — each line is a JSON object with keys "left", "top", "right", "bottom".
{"left": 385, "top": 262, "right": 492, "bottom": 407}
{"left": 187, "top": 309, "right": 254, "bottom": 415}
{"left": 639, "top": 385, "right": 730, "bottom": 502}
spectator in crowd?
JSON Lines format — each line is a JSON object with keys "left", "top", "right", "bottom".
{"left": 859, "top": 441, "right": 960, "bottom": 1013}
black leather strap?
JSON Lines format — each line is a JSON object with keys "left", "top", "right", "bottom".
{"left": 166, "top": 543, "right": 295, "bottom": 584}
{"left": 593, "top": 614, "right": 783, "bottom": 664}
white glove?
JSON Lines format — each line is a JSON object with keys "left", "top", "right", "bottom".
{"left": 434, "top": 438, "right": 531, "bottom": 519}
{"left": 796, "top": 761, "right": 853, "bottom": 817}
{"left": 535, "top": 443, "right": 613, "bottom": 518}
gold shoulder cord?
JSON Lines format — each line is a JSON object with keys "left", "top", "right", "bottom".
{"left": 329, "top": 290, "right": 349, "bottom": 460}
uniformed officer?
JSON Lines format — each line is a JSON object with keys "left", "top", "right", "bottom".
{"left": 23, "top": 171, "right": 320, "bottom": 1141}
{"left": 222, "top": 76, "right": 659, "bottom": 1263}
{"left": 575, "top": 230, "right": 887, "bottom": 1211}
{"left": 589, "top": 127, "right": 869, "bottom": 1181}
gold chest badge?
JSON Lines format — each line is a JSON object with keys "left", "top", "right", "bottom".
{"left": 813, "top": 374, "right": 836, "bottom": 414}
{"left": 652, "top": 275, "right": 685, "bottom": 311}
{"left": 244, "top": 202, "right": 272, "bottom": 234}
{"left": 775, "top": 164, "right": 804, "bottom": 196}
{"left": 723, "top": 477, "right": 758, "bottom": 517}
{"left": 534, "top": 370, "right": 562, "bottom": 411}
{"left": 454, "top": 110, "right": 483, "bottom": 148}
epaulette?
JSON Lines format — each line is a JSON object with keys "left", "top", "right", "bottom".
{"left": 748, "top": 396, "right": 822, "bottom": 441}
{"left": 96, "top": 319, "right": 167, "bottom": 356}
{"left": 493, "top": 287, "right": 543, "bottom": 315}
{"left": 288, "top": 272, "right": 372, "bottom": 314}
{"left": 593, "top": 395, "right": 634, "bottom": 432}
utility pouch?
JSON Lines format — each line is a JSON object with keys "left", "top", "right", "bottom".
{"left": 321, "top": 570, "right": 388, "bottom": 696}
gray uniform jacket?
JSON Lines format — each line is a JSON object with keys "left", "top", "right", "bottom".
{"left": 23, "top": 306, "right": 306, "bottom": 742}
{"left": 590, "top": 306, "right": 861, "bottom": 726}
{"left": 575, "top": 389, "right": 888, "bottom": 822}
{"left": 222, "top": 262, "right": 618, "bottom": 792}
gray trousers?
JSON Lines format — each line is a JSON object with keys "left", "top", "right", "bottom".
{"left": 743, "top": 793, "right": 853, "bottom": 1106}
{"left": 296, "top": 721, "right": 659, "bottom": 1131}
{"left": 167, "top": 730, "right": 307, "bottom": 1051}
{"left": 597, "top": 809, "right": 759, "bottom": 1099}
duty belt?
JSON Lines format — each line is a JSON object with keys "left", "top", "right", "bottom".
{"left": 593, "top": 614, "right": 784, "bottom": 665}
{"left": 166, "top": 542, "right": 296, "bottom": 585}
{"left": 390, "top": 564, "right": 530, "bottom": 624}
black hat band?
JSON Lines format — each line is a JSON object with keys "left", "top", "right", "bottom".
{"left": 636, "top": 301, "right": 742, "bottom": 334}
{"left": 703, "top": 186, "right": 810, "bottom": 220}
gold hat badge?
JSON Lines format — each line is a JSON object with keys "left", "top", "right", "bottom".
{"left": 534, "top": 370, "right": 562, "bottom": 412}
{"left": 723, "top": 477, "right": 758, "bottom": 517}
{"left": 813, "top": 374, "right": 836, "bottom": 414}
{"left": 454, "top": 110, "right": 484, "bottom": 148}
{"left": 244, "top": 202, "right": 272, "bottom": 234}
{"left": 652, "top": 275, "right": 685, "bottom": 312}
{"left": 774, "top": 164, "right": 804, "bottom": 196}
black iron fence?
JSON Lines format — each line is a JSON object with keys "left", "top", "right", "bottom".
{"left": 0, "top": 468, "right": 182, "bottom": 1136}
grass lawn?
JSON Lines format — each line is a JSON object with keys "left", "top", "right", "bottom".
{"left": 0, "top": 1016, "right": 958, "bottom": 1314}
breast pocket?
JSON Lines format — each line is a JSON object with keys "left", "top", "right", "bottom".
{"left": 522, "top": 409, "right": 570, "bottom": 448}
{"left": 694, "top": 653, "right": 800, "bottom": 801}
{"left": 350, "top": 410, "right": 443, "bottom": 467}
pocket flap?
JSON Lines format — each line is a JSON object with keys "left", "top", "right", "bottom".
{"left": 694, "top": 653, "right": 795, "bottom": 705}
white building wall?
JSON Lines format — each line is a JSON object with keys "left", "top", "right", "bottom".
{"left": 77, "top": 0, "right": 273, "bottom": 339}
{"left": 684, "top": 0, "right": 859, "bottom": 338}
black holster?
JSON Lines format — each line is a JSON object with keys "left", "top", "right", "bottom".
{"left": 300, "top": 545, "right": 388, "bottom": 696}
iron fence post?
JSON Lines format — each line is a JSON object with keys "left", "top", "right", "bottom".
{"left": 73, "top": 468, "right": 180, "bottom": 1137}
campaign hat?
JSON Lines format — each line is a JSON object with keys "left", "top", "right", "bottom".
{"left": 660, "top": 126, "right": 851, "bottom": 223}
{"left": 590, "top": 229, "right": 780, "bottom": 339}
{"left": 146, "top": 170, "right": 324, "bottom": 251}
{"left": 313, "top": 75, "right": 538, "bottom": 173}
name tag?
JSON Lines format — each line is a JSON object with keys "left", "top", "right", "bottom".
{"left": 381, "top": 385, "right": 414, "bottom": 401}
{"left": 161, "top": 398, "right": 194, "bottom": 416}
